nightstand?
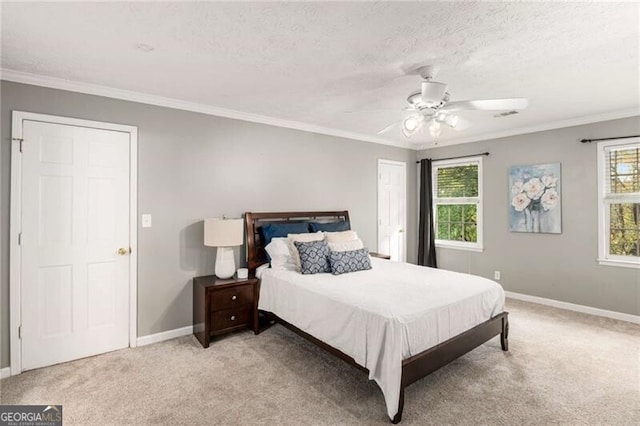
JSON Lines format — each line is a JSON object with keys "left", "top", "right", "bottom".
{"left": 369, "top": 252, "right": 391, "bottom": 260}
{"left": 193, "top": 274, "right": 259, "bottom": 348}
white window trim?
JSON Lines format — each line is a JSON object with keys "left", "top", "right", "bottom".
{"left": 596, "top": 137, "right": 640, "bottom": 269}
{"left": 432, "top": 156, "right": 484, "bottom": 252}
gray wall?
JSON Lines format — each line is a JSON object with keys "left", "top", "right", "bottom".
{"left": 0, "top": 81, "right": 418, "bottom": 368}
{"left": 418, "top": 116, "right": 640, "bottom": 316}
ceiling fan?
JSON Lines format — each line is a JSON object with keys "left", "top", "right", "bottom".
{"left": 379, "top": 65, "right": 528, "bottom": 139}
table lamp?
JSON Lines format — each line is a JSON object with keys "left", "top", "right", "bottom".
{"left": 204, "top": 217, "right": 244, "bottom": 279}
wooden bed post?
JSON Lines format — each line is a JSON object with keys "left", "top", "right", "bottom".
{"left": 501, "top": 316, "right": 509, "bottom": 351}
{"left": 391, "top": 386, "right": 405, "bottom": 424}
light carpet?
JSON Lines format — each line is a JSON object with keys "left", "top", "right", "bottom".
{"left": 1, "top": 299, "right": 639, "bottom": 425}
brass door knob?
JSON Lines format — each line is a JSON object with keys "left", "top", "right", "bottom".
{"left": 117, "top": 248, "right": 128, "bottom": 256}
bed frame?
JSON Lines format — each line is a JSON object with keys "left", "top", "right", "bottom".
{"left": 245, "top": 211, "right": 509, "bottom": 423}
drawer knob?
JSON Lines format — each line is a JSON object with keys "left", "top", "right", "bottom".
{"left": 230, "top": 315, "right": 236, "bottom": 321}
{"left": 231, "top": 295, "right": 237, "bottom": 301}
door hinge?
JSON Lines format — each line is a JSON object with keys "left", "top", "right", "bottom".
{"left": 18, "top": 325, "right": 22, "bottom": 339}
{"left": 18, "top": 232, "right": 22, "bottom": 245}
{"left": 12, "top": 138, "right": 24, "bottom": 152}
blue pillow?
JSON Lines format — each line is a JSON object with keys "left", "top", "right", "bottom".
{"left": 329, "top": 248, "right": 372, "bottom": 275}
{"left": 294, "top": 240, "right": 331, "bottom": 274}
{"left": 260, "top": 222, "right": 309, "bottom": 247}
{"left": 308, "top": 220, "right": 350, "bottom": 232}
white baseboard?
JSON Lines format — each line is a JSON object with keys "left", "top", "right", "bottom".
{"left": 505, "top": 291, "right": 640, "bottom": 325}
{"left": 0, "top": 327, "right": 194, "bottom": 376}
{"left": 0, "top": 367, "right": 11, "bottom": 379}
{"left": 136, "top": 325, "right": 194, "bottom": 347}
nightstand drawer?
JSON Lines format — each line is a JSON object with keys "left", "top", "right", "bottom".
{"left": 210, "top": 285, "right": 253, "bottom": 310}
{"left": 211, "top": 306, "right": 251, "bottom": 332}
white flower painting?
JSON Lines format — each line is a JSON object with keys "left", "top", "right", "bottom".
{"left": 509, "top": 163, "right": 562, "bottom": 233}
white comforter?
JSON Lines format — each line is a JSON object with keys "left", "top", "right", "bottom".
{"left": 258, "top": 258, "right": 505, "bottom": 419}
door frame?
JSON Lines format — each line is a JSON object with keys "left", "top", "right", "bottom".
{"left": 10, "top": 111, "right": 138, "bottom": 376}
{"left": 377, "top": 159, "right": 407, "bottom": 262}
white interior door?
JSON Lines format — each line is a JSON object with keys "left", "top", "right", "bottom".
{"left": 378, "top": 160, "right": 407, "bottom": 261}
{"left": 21, "top": 120, "right": 131, "bottom": 371}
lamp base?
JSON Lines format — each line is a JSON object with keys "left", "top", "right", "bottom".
{"left": 215, "top": 247, "right": 236, "bottom": 279}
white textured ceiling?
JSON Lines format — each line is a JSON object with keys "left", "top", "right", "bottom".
{"left": 1, "top": 2, "right": 639, "bottom": 149}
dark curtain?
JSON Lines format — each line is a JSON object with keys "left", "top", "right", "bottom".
{"left": 418, "top": 158, "right": 438, "bottom": 268}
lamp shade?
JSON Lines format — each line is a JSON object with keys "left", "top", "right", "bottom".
{"left": 204, "top": 218, "right": 243, "bottom": 247}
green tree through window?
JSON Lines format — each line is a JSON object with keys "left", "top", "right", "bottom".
{"left": 607, "top": 146, "right": 640, "bottom": 257}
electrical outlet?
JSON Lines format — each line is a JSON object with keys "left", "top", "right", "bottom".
{"left": 494, "top": 270, "right": 501, "bottom": 280}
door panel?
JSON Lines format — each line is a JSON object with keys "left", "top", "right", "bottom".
{"left": 87, "top": 262, "right": 117, "bottom": 329}
{"left": 39, "top": 265, "right": 73, "bottom": 337}
{"left": 21, "top": 120, "right": 130, "bottom": 371}
{"left": 39, "top": 175, "right": 73, "bottom": 244}
{"left": 378, "top": 161, "right": 407, "bottom": 262}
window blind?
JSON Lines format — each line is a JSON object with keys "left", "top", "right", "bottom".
{"left": 604, "top": 144, "right": 640, "bottom": 201}
{"left": 435, "top": 164, "right": 479, "bottom": 198}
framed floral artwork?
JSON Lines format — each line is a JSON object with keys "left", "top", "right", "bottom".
{"left": 509, "top": 163, "right": 561, "bottom": 233}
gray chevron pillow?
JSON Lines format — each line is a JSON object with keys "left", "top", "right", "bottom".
{"left": 294, "top": 240, "right": 331, "bottom": 274}
{"left": 329, "top": 248, "right": 372, "bottom": 275}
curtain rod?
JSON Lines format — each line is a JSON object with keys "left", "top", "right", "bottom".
{"left": 415, "top": 152, "right": 489, "bottom": 164}
{"left": 580, "top": 135, "right": 639, "bottom": 143}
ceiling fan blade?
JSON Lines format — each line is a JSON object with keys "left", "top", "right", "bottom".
{"left": 453, "top": 116, "right": 471, "bottom": 131}
{"left": 377, "top": 122, "right": 400, "bottom": 135}
{"left": 344, "top": 108, "right": 399, "bottom": 114}
{"left": 421, "top": 81, "right": 448, "bottom": 104}
{"left": 442, "top": 98, "right": 528, "bottom": 112}
{"left": 345, "top": 105, "right": 415, "bottom": 114}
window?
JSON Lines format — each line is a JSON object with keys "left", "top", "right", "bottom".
{"left": 432, "top": 157, "right": 483, "bottom": 251}
{"left": 597, "top": 138, "right": 640, "bottom": 268}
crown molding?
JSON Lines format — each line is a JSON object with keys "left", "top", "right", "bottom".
{"left": 0, "top": 68, "right": 412, "bottom": 150}
{"left": 420, "top": 108, "right": 640, "bottom": 150}
{"left": 2, "top": 68, "right": 637, "bottom": 152}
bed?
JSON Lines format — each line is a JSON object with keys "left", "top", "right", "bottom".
{"left": 245, "top": 211, "right": 509, "bottom": 423}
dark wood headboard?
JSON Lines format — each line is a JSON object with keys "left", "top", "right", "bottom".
{"left": 244, "top": 210, "right": 350, "bottom": 274}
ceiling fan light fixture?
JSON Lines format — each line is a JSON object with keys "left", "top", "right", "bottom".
{"left": 403, "top": 116, "right": 419, "bottom": 132}
{"left": 444, "top": 114, "right": 458, "bottom": 128}
{"left": 402, "top": 116, "right": 423, "bottom": 138}
{"left": 435, "top": 113, "right": 458, "bottom": 128}
{"left": 429, "top": 121, "right": 442, "bottom": 138}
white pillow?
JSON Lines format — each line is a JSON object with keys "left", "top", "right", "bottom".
{"left": 288, "top": 231, "right": 324, "bottom": 243}
{"left": 287, "top": 231, "right": 324, "bottom": 271}
{"left": 324, "top": 230, "right": 358, "bottom": 243}
{"left": 255, "top": 263, "right": 270, "bottom": 279}
{"left": 270, "top": 255, "right": 295, "bottom": 271}
{"left": 328, "top": 238, "right": 364, "bottom": 252}
{"left": 265, "top": 238, "right": 296, "bottom": 271}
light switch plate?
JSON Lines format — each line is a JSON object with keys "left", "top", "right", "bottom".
{"left": 141, "top": 214, "right": 152, "bottom": 228}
